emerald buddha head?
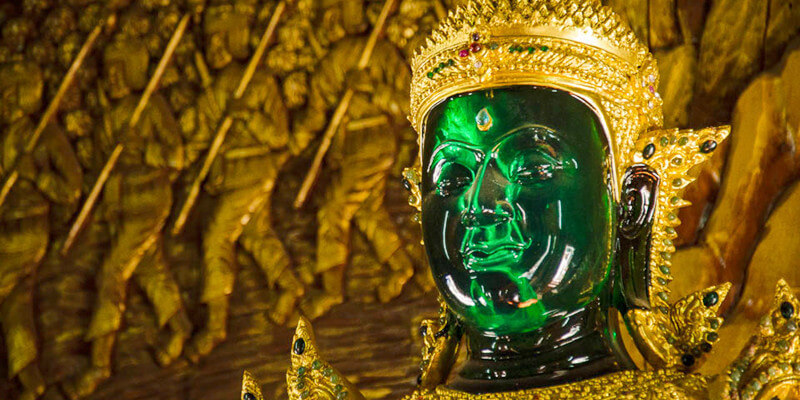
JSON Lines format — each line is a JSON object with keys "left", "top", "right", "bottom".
{"left": 404, "top": 0, "right": 728, "bottom": 390}
{"left": 421, "top": 86, "right": 616, "bottom": 335}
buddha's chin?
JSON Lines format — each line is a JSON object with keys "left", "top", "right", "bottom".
{"left": 468, "top": 271, "right": 540, "bottom": 311}
{"left": 465, "top": 298, "right": 548, "bottom": 335}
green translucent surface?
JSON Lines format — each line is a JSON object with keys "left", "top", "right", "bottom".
{"left": 421, "top": 86, "right": 615, "bottom": 335}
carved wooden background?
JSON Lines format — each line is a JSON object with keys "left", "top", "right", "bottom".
{"left": 0, "top": 0, "right": 799, "bottom": 399}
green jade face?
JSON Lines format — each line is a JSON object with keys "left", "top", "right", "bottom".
{"left": 422, "top": 86, "right": 615, "bottom": 337}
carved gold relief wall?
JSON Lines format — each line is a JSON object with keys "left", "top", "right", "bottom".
{"left": 0, "top": 0, "right": 798, "bottom": 399}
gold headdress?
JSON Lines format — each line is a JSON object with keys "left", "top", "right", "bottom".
{"left": 410, "top": 0, "right": 664, "bottom": 190}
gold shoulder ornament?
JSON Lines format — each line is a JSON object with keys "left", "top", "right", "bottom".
{"left": 709, "top": 280, "right": 800, "bottom": 400}
{"left": 417, "top": 298, "right": 462, "bottom": 390}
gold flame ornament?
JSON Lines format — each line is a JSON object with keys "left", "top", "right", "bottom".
{"left": 285, "top": 317, "right": 364, "bottom": 400}
{"left": 240, "top": 371, "right": 265, "bottom": 400}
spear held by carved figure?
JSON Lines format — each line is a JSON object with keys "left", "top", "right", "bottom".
{"left": 292, "top": 0, "right": 399, "bottom": 209}
{"left": 170, "top": 0, "right": 290, "bottom": 236}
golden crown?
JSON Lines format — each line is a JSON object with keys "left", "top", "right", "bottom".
{"left": 410, "top": 0, "right": 664, "bottom": 187}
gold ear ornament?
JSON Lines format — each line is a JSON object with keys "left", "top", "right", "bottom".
{"left": 416, "top": 298, "right": 462, "bottom": 390}
{"left": 403, "top": 166, "right": 423, "bottom": 222}
{"left": 622, "top": 126, "right": 731, "bottom": 368}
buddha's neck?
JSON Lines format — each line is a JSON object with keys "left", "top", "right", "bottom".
{"left": 449, "top": 300, "right": 632, "bottom": 393}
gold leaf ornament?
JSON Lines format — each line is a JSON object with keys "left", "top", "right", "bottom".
{"left": 628, "top": 283, "right": 730, "bottom": 369}
{"left": 711, "top": 280, "right": 800, "bottom": 400}
{"left": 286, "top": 317, "right": 365, "bottom": 400}
{"left": 241, "top": 370, "right": 265, "bottom": 400}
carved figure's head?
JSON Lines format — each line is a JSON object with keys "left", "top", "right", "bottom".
{"left": 0, "top": 61, "right": 43, "bottom": 123}
{"left": 203, "top": 5, "right": 253, "bottom": 70}
{"left": 1, "top": 18, "right": 33, "bottom": 53}
{"left": 103, "top": 38, "right": 148, "bottom": 99}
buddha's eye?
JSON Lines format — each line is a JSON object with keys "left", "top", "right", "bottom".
{"left": 434, "top": 162, "right": 473, "bottom": 196}
{"left": 515, "top": 163, "right": 555, "bottom": 185}
{"left": 510, "top": 153, "right": 559, "bottom": 186}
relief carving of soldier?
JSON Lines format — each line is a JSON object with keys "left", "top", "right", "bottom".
{"left": 187, "top": 0, "right": 297, "bottom": 360}
{"left": 65, "top": 9, "right": 191, "bottom": 398}
{"left": 296, "top": 37, "right": 415, "bottom": 318}
{"left": 0, "top": 61, "right": 82, "bottom": 400}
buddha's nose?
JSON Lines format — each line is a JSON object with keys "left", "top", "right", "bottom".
{"left": 461, "top": 160, "right": 514, "bottom": 227}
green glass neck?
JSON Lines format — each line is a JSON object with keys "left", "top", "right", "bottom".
{"left": 448, "top": 288, "right": 634, "bottom": 393}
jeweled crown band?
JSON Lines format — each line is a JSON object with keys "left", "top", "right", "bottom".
{"left": 411, "top": 33, "right": 659, "bottom": 127}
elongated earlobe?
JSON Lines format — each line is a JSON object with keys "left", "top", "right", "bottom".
{"left": 616, "top": 164, "right": 659, "bottom": 310}
{"left": 619, "top": 165, "right": 659, "bottom": 239}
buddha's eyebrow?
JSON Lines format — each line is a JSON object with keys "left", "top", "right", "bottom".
{"left": 428, "top": 140, "right": 483, "bottom": 171}
{"left": 493, "top": 125, "right": 560, "bottom": 158}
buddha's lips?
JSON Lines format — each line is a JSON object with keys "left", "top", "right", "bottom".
{"left": 461, "top": 243, "right": 527, "bottom": 267}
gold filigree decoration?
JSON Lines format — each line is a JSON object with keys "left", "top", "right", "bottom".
{"left": 402, "top": 369, "right": 709, "bottom": 400}
{"left": 286, "top": 316, "right": 365, "bottom": 400}
{"left": 403, "top": 166, "right": 423, "bottom": 213}
{"left": 628, "top": 283, "right": 730, "bottom": 369}
{"left": 417, "top": 299, "right": 461, "bottom": 389}
{"left": 625, "top": 126, "right": 730, "bottom": 312}
{"left": 241, "top": 370, "right": 265, "bottom": 400}
{"left": 410, "top": 0, "right": 664, "bottom": 191}
{"left": 711, "top": 280, "right": 800, "bottom": 400}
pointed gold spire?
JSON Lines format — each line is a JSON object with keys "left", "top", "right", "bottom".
{"left": 286, "top": 316, "right": 365, "bottom": 400}
{"left": 241, "top": 371, "right": 264, "bottom": 400}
